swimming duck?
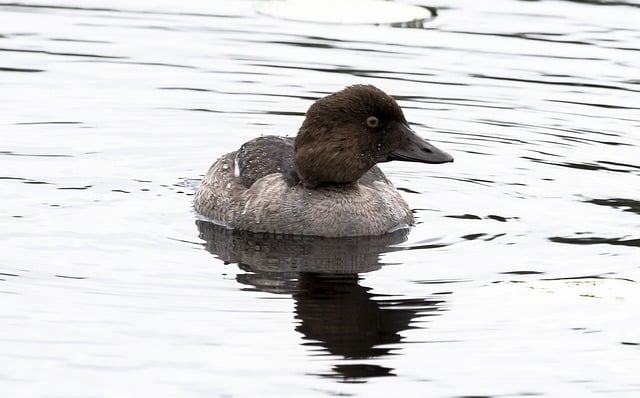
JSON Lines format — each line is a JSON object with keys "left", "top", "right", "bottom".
{"left": 194, "top": 84, "right": 453, "bottom": 237}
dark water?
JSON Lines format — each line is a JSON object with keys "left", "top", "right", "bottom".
{"left": 1, "top": 0, "right": 639, "bottom": 396}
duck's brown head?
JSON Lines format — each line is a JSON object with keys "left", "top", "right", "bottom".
{"left": 293, "top": 84, "right": 453, "bottom": 188}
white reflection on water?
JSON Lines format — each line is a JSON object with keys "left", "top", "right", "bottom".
{"left": 1, "top": 0, "right": 639, "bottom": 396}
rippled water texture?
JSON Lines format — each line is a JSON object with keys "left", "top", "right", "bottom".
{"left": 1, "top": 0, "right": 639, "bottom": 396}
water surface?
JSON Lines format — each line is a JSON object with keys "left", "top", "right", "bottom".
{"left": 1, "top": 0, "right": 639, "bottom": 396}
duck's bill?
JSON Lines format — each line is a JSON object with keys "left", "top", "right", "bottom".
{"left": 388, "top": 123, "right": 454, "bottom": 164}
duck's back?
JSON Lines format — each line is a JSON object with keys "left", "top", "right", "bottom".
{"left": 194, "top": 135, "right": 413, "bottom": 237}
{"left": 235, "top": 136, "right": 295, "bottom": 188}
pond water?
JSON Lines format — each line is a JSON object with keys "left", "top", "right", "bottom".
{"left": 1, "top": 0, "right": 639, "bottom": 396}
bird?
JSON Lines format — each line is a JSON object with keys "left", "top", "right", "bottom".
{"left": 194, "top": 84, "right": 453, "bottom": 237}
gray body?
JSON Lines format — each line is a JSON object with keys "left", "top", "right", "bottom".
{"left": 194, "top": 136, "right": 413, "bottom": 237}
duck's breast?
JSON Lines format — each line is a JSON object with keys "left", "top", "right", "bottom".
{"left": 233, "top": 174, "right": 413, "bottom": 236}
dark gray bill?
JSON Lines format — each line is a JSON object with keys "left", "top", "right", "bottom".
{"left": 388, "top": 123, "right": 454, "bottom": 164}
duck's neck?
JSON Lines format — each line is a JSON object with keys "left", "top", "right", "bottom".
{"left": 287, "top": 167, "right": 360, "bottom": 189}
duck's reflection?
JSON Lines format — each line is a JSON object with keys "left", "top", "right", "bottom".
{"left": 294, "top": 272, "right": 444, "bottom": 380}
{"left": 196, "top": 220, "right": 445, "bottom": 381}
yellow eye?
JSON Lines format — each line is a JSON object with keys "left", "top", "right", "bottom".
{"left": 366, "top": 116, "right": 379, "bottom": 128}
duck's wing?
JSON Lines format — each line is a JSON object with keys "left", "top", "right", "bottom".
{"left": 235, "top": 135, "right": 295, "bottom": 188}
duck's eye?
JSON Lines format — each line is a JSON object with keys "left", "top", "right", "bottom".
{"left": 366, "top": 116, "right": 379, "bottom": 128}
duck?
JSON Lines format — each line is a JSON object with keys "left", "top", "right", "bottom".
{"left": 194, "top": 84, "right": 453, "bottom": 237}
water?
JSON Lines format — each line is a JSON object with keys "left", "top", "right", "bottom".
{"left": 1, "top": 0, "right": 639, "bottom": 396}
